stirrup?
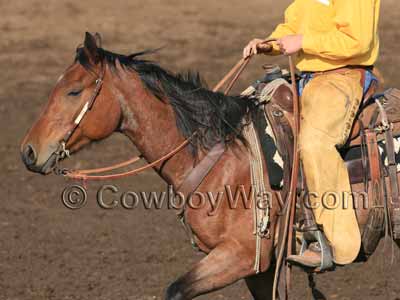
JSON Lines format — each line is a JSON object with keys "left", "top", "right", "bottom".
{"left": 300, "top": 230, "right": 334, "bottom": 272}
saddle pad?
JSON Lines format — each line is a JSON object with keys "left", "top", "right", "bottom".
{"left": 252, "top": 107, "right": 284, "bottom": 189}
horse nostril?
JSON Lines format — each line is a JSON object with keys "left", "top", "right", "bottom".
{"left": 23, "top": 144, "right": 37, "bottom": 166}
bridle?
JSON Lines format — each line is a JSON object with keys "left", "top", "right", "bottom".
{"left": 53, "top": 62, "right": 194, "bottom": 181}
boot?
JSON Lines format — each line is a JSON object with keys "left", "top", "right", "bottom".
{"left": 287, "top": 231, "right": 334, "bottom": 271}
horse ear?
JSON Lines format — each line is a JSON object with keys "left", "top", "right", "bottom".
{"left": 94, "top": 32, "right": 102, "bottom": 48}
{"left": 83, "top": 32, "right": 100, "bottom": 64}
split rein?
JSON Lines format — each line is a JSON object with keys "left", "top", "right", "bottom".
{"left": 57, "top": 38, "right": 281, "bottom": 181}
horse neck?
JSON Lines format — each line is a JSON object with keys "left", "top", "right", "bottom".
{"left": 114, "top": 71, "right": 194, "bottom": 187}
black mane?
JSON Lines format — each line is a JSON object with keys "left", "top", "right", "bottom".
{"left": 76, "top": 47, "right": 257, "bottom": 154}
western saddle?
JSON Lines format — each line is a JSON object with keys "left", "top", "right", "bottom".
{"left": 251, "top": 65, "right": 400, "bottom": 270}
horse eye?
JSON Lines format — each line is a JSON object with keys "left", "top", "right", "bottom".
{"left": 68, "top": 89, "right": 83, "bottom": 97}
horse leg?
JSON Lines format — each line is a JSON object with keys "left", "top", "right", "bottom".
{"left": 165, "top": 242, "right": 259, "bottom": 300}
{"left": 244, "top": 268, "right": 274, "bottom": 300}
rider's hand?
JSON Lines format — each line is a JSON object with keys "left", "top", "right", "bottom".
{"left": 243, "top": 38, "right": 272, "bottom": 58}
{"left": 276, "top": 35, "right": 303, "bottom": 55}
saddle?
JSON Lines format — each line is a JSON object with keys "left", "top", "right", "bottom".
{"left": 263, "top": 73, "right": 400, "bottom": 183}
{"left": 250, "top": 66, "right": 400, "bottom": 267}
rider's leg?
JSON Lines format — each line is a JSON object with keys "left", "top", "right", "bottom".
{"left": 291, "top": 70, "right": 364, "bottom": 265}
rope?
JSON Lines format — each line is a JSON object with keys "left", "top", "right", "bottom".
{"left": 242, "top": 119, "right": 270, "bottom": 274}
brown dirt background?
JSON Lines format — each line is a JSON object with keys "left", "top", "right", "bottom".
{"left": 1, "top": 0, "right": 400, "bottom": 299}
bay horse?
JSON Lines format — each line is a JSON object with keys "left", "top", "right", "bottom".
{"left": 21, "top": 32, "right": 278, "bottom": 299}
{"left": 20, "top": 32, "right": 399, "bottom": 299}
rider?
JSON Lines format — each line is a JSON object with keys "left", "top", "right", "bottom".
{"left": 244, "top": 0, "right": 381, "bottom": 267}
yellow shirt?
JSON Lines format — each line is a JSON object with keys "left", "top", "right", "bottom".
{"left": 269, "top": 0, "right": 380, "bottom": 72}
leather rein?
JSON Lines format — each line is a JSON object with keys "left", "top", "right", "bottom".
{"left": 55, "top": 38, "right": 284, "bottom": 181}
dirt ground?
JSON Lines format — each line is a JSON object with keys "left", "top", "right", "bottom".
{"left": 2, "top": 0, "right": 400, "bottom": 299}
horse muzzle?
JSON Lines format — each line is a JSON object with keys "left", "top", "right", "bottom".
{"left": 21, "top": 143, "right": 60, "bottom": 175}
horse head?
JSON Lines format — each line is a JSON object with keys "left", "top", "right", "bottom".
{"left": 21, "top": 32, "right": 122, "bottom": 174}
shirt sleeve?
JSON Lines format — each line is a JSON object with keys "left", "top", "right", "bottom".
{"left": 267, "top": 1, "right": 301, "bottom": 55}
{"left": 302, "top": 0, "right": 377, "bottom": 60}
